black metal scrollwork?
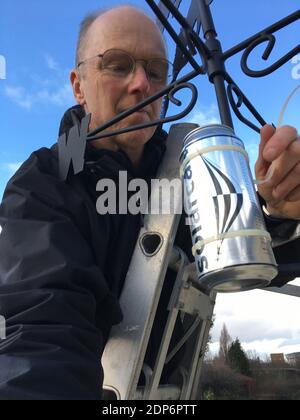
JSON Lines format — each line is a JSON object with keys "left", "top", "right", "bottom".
{"left": 222, "top": 10, "right": 300, "bottom": 78}
{"left": 87, "top": 77, "right": 199, "bottom": 141}
{"left": 148, "top": 0, "right": 209, "bottom": 76}
{"left": 226, "top": 79, "right": 267, "bottom": 134}
{"left": 241, "top": 33, "right": 300, "bottom": 78}
{"left": 223, "top": 71, "right": 269, "bottom": 134}
{"left": 59, "top": 0, "right": 300, "bottom": 179}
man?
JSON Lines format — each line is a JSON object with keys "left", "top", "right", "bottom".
{"left": 0, "top": 5, "right": 299, "bottom": 400}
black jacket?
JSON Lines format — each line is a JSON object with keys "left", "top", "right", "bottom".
{"left": 0, "top": 106, "right": 299, "bottom": 400}
{"left": 0, "top": 106, "right": 168, "bottom": 400}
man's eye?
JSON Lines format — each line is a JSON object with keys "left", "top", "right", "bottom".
{"left": 148, "top": 70, "right": 162, "bottom": 81}
{"left": 106, "top": 63, "right": 129, "bottom": 73}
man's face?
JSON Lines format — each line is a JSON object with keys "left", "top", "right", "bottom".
{"left": 71, "top": 8, "right": 167, "bottom": 164}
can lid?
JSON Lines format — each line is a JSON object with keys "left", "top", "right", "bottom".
{"left": 183, "top": 124, "right": 236, "bottom": 147}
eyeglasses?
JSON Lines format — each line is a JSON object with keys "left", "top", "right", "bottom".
{"left": 77, "top": 49, "right": 173, "bottom": 85}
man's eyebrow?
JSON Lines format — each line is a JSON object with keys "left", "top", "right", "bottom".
{"left": 103, "top": 47, "right": 167, "bottom": 59}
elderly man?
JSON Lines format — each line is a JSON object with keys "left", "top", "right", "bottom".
{"left": 0, "top": 5, "right": 299, "bottom": 400}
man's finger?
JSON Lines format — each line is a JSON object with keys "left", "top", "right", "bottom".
{"left": 263, "top": 125, "right": 298, "bottom": 162}
{"left": 286, "top": 185, "right": 300, "bottom": 202}
{"left": 259, "top": 124, "right": 276, "bottom": 160}
{"left": 266, "top": 139, "right": 300, "bottom": 187}
{"left": 255, "top": 124, "right": 275, "bottom": 179}
{"left": 272, "top": 161, "right": 300, "bottom": 201}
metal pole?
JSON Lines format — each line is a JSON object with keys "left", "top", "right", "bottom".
{"left": 198, "top": 0, "right": 234, "bottom": 128}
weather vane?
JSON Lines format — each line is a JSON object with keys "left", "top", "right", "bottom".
{"left": 58, "top": 0, "right": 300, "bottom": 180}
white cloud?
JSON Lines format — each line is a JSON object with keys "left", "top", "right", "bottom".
{"left": 1, "top": 162, "right": 23, "bottom": 179}
{"left": 210, "top": 338, "right": 300, "bottom": 360}
{"left": 5, "top": 83, "right": 73, "bottom": 110}
{"left": 45, "top": 54, "right": 59, "bottom": 71}
{"left": 4, "top": 55, "right": 74, "bottom": 110}
{"left": 35, "top": 83, "right": 73, "bottom": 107}
{"left": 5, "top": 162, "right": 23, "bottom": 173}
{"left": 209, "top": 287, "right": 300, "bottom": 358}
{"left": 5, "top": 86, "right": 33, "bottom": 110}
{"left": 187, "top": 104, "right": 220, "bottom": 126}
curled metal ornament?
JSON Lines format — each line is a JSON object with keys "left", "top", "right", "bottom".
{"left": 226, "top": 78, "right": 267, "bottom": 134}
{"left": 241, "top": 33, "right": 300, "bottom": 78}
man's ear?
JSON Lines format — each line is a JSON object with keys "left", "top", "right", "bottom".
{"left": 70, "top": 69, "right": 86, "bottom": 106}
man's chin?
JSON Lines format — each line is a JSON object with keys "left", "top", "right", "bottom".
{"left": 117, "top": 126, "right": 155, "bottom": 145}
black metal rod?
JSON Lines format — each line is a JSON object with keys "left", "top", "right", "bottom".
{"left": 213, "top": 75, "right": 233, "bottom": 127}
{"left": 198, "top": 0, "right": 233, "bottom": 128}
{"left": 198, "top": 0, "right": 217, "bottom": 39}
{"left": 158, "top": 0, "right": 196, "bottom": 31}
{"left": 146, "top": 0, "right": 205, "bottom": 73}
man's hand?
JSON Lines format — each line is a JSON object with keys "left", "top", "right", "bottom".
{"left": 255, "top": 124, "right": 300, "bottom": 220}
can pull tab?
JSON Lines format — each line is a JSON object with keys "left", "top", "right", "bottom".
{"left": 254, "top": 83, "right": 300, "bottom": 186}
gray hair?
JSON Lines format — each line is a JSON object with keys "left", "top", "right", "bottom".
{"left": 75, "top": 5, "right": 166, "bottom": 67}
{"left": 75, "top": 9, "right": 107, "bottom": 67}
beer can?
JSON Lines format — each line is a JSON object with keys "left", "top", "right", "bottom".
{"left": 180, "top": 124, "right": 278, "bottom": 293}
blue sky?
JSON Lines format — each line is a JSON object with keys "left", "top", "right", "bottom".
{"left": 1, "top": 0, "right": 300, "bottom": 357}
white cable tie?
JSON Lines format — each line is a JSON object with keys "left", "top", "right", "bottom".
{"left": 255, "top": 84, "right": 300, "bottom": 185}
{"left": 192, "top": 229, "right": 272, "bottom": 257}
{"left": 180, "top": 145, "right": 249, "bottom": 177}
{"left": 180, "top": 143, "right": 273, "bottom": 185}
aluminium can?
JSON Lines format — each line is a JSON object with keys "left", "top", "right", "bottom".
{"left": 180, "top": 124, "right": 278, "bottom": 293}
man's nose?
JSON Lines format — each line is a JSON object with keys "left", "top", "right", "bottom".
{"left": 128, "top": 64, "right": 151, "bottom": 95}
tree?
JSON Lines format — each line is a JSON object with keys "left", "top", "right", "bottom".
{"left": 204, "top": 315, "right": 215, "bottom": 358}
{"left": 228, "top": 339, "right": 251, "bottom": 376}
{"left": 219, "top": 323, "right": 232, "bottom": 361}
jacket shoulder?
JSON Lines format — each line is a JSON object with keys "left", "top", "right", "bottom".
{"left": 1, "top": 145, "right": 85, "bottom": 221}
{"left": 5, "top": 146, "right": 59, "bottom": 188}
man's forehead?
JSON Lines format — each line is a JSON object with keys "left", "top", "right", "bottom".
{"left": 87, "top": 9, "right": 166, "bottom": 56}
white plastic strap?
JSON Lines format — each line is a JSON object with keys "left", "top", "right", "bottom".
{"left": 180, "top": 145, "right": 249, "bottom": 177}
{"left": 180, "top": 143, "right": 272, "bottom": 185}
{"left": 192, "top": 229, "right": 272, "bottom": 257}
{"left": 255, "top": 83, "right": 300, "bottom": 186}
